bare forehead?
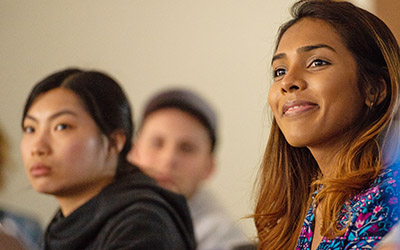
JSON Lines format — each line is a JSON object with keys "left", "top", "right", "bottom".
{"left": 276, "top": 18, "right": 344, "bottom": 54}
{"left": 26, "top": 88, "right": 88, "bottom": 119}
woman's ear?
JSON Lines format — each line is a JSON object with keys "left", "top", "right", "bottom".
{"left": 110, "top": 130, "right": 126, "bottom": 153}
{"left": 365, "top": 78, "right": 387, "bottom": 108}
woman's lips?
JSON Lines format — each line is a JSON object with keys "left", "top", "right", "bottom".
{"left": 30, "top": 164, "right": 51, "bottom": 177}
{"left": 282, "top": 100, "right": 318, "bottom": 116}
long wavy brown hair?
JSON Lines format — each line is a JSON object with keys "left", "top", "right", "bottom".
{"left": 254, "top": 0, "right": 400, "bottom": 249}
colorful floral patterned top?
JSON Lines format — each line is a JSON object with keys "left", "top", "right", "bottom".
{"left": 296, "top": 165, "right": 399, "bottom": 250}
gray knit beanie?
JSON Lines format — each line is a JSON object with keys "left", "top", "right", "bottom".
{"left": 141, "top": 88, "right": 217, "bottom": 152}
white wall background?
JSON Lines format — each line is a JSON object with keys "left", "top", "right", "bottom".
{"left": 0, "top": 0, "right": 373, "bottom": 238}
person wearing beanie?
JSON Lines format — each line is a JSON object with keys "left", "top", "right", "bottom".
{"left": 128, "top": 88, "right": 255, "bottom": 250}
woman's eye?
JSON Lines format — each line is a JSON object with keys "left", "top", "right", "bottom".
{"left": 55, "top": 124, "right": 69, "bottom": 131}
{"left": 273, "top": 68, "right": 287, "bottom": 78}
{"left": 309, "top": 59, "right": 330, "bottom": 67}
{"left": 23, "top": 126, "right": 35, "bottom": 134}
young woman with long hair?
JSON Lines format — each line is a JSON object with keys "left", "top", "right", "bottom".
{"left": 20, "top": 68, "right": 196, "bottom": 250}
{"left": 254, "top": 0, "right": 400, "bottom": 249}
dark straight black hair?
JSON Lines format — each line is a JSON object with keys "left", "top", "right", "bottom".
{"left": 22, "top": 68, "right": 134, "bottom": 177}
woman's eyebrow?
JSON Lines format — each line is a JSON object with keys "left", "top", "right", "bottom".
{"left": 271, "top": 53, "right": 286, "bottom": 64}
{"left": 271, "top": 43, "right": 337, "bottom": 65}
{"left": 297, "top": 43, "right": 337, "bottom": 53}
{"left": 24, "top": 110, "right": 78, "bottom": 122}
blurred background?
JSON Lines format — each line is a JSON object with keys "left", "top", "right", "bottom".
{"left": 0, "top": 0, "right": 397, "bottom": 238}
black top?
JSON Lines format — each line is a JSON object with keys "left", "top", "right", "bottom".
{"left": 44, "top": 163, "right": 196, "bottom": 250}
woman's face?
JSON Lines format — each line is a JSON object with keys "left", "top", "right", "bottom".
{"left": 269, "top": 18, "right": 365, "bottom": 152}
{"left": 21, "top": 88, "right": 116, "bottom": 200}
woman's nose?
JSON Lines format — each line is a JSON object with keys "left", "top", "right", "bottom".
{"left": 280, "top": 68, "right": 306, "bottom": 93}
{"left": 30, "top": 132, "right": 51, "bottom": 156}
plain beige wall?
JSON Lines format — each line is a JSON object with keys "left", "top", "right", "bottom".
{"left": 0, "top": 0, "right": 375, "bottom": 238}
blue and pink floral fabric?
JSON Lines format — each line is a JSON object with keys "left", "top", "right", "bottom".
{"left": 296, "top": 164, "right": 399, "bottom": 249}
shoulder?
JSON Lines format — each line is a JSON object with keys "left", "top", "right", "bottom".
{"left": 371, "top": 166, "right": 398, "bottom": 191}
{"left": 98, "top": 195, "right": 195, "bottom": 250}
{"left": 355, "top": 166, "right": 399, "bottom": 210}
{"left": 0, "top": 209, "right": 43, "bottom": 249}
{"left": 343, "top": 166, "right": 399, "bottom": 246}
{"left": 189, "top": 189, "right": 250, "bottom": 249}
{"left": 189, "top": 189, "right": 235, "bottom": 228}
{"left": 350, "top": 166, "right": 398, "bottom": 207}
{"left": 1, "top": 209, "right": 42, "bottom": 229}
{"left": 97, "top": 173, "right": 196, "bottom": 249}
{"left": 105, "top": 201, "right": 179, "bottom": 235}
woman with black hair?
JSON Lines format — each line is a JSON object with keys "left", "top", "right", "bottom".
{"left": 20, "top": 68, "right": 196, "bottom": 250}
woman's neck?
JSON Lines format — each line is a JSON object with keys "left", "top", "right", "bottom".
{"left": 307, "top": 128, "right": 356, "bottom": 178}
{"left": 308, "top": 143, "right": 343, "bottom": 178}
